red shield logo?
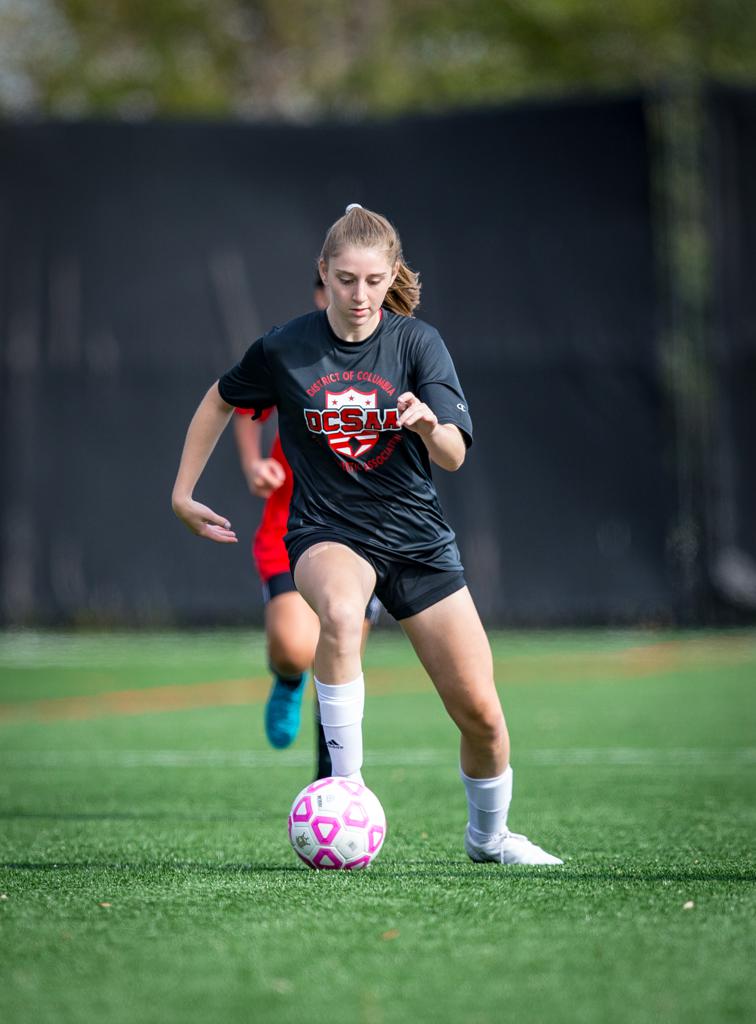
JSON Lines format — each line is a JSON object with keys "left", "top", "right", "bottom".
{"left": 325, "top": 387, "right": 379, "bottom": 459}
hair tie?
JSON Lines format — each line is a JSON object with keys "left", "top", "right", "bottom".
{"left": 345, "top": 203, "right": 363, "bottom": 213}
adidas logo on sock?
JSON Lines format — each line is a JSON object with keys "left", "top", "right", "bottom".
{"left": 326, "top": 739, "right": 343, "bottom": 749}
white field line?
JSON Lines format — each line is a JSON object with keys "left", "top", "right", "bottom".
{"left": 0, "top": 748, "right": 754, "bottom": 769}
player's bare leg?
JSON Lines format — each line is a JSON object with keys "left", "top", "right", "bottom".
{"left": 399, "top": 587, "right": 507, "bottom": 777}
{"left": 400, "top": 587, "right": 562, "bottom": 866}
{"left": 263, "top": 590, "right": 319, "bottom": 749}
{"left": 266, "top": 591, "right": 319, "bottom": 678}
{"left": 294, "top": 543, "right": 376, "bottom": 682}
{"left": 295, "top": 543, "right": 376, "bottom": 781}
{"left": 262, "top": 565, "right": 375, "bottom": 774}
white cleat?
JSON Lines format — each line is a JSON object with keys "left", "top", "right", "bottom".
{"left": 464, "top": 825, "right": 563, "bottom": 866}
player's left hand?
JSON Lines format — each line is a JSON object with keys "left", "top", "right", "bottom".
{"left": 397, "top": 392, "right": 438, "bottom": 437}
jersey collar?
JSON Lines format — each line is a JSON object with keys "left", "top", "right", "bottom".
{"left": 324, "top": 308, "right": 386, "bottom": 351}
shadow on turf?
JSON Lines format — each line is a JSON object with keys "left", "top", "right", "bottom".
{"left": 1, "top": 861, "right": 754, "bottom": 883}
{"left": 0, "top": 861, "right": 303, "bottom": 873}
{"left": 0, "top": 810, "right": 267, "bottom": 822}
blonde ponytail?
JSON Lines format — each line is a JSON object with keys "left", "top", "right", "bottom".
{"left": 383, "top": 260, "right": 421, "bottom": 316}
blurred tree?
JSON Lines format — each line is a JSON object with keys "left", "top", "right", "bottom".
{"left": 1, "top": 0, "right": 756, "bottom": 118}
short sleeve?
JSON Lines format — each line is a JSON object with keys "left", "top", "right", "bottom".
{"left": 414, "top": 331, "right": 473, "bottom": 448}
{"left": 218, "top": 338, "right": 277, "bottom": 418}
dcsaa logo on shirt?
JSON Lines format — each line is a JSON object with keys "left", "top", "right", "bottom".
{"left": 304, "top": 387, "right": 401, "bottom": 460}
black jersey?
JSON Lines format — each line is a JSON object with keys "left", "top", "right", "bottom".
{"left": 218, "top": 309, "right": 473, "bottom": 570}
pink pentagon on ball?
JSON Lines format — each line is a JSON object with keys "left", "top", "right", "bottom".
{"left": 305, "top": 778, "right": 334, "bottom": 794}
{"left": 312, "top": 848, "right": 344, "bottom": 870}
{"left": 343, "top": 800, "right": 369, "bottom": 828}
{"left": 311, "top": 815, "right": 340, "bottom": 844}
{"left": 367, "top": 825, "right": 385, "bottom": 853}
{"left": 292, "top": 795, "right": 313, "bottom": 823}
{"left": 337, "top": 779, "right": 364, "bottom": 796}
{"left": 344, "top": 855, "right": 372, "bottom": 870}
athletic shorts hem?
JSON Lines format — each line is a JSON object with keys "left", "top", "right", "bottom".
{"left": 262, "top": 564, "right": 381, "bottom": 623}
{"left": 286, "top": 528, "right": 465, "bottom": 621}
{"left": 392, "top": 571, "right": 467, "bottom": 621}
{"left": 286, "top": 531, "right": 375, "bottom": 579}
{"left": 261, "top": 571, "right": 296, "bottom": 603}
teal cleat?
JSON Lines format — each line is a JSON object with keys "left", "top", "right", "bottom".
{"left": 264, "top": 673, "right": 307, "bottom": 749}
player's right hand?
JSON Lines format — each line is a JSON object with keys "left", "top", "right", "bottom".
{"left": 248, "top": 458, "right": 286, "bottom": 498}
{"left": 172, "top": 496, "right": 238, "bottom": 544}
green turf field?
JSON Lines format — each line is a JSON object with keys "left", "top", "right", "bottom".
{"left": 0, "top": 628, "right": 754, "bottom": 1024}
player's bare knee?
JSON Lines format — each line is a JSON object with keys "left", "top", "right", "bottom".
{"left": 318, "top": 596, "right": 364, "bottom": 650}
{"left": 267, "top": 623, "right": 313, "bottom": 675}
{"left": 463, "top": 705, "right": 506, "bottom": 753}
{"left": 268, "top": 637, "right": 311, "bottom": 677}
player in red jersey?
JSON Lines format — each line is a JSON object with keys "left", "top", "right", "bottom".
{"left": 234, "top": 277, "right": 379, "bottom": 778}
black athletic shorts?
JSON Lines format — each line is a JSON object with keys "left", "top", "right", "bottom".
{"left": 262, "top": 570, "right": 382, "bottom": 625}
{"left": 286, "top": 531, "right": 467, "bottom": 621}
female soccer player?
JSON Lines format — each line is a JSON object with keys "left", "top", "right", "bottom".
{"left": 234, "top": 274, "right": 380, "bottom": 775}
{"left": 172, "top": 205, "right": 561, "bottom": 865}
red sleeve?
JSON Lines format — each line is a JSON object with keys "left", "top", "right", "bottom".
{"left": 234, "top": 407, "right": 275, "bottom": 423}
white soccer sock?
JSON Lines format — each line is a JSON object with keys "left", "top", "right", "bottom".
{"left": 314, "top": 675, "right": 365, "bottom": 779}
{"left": 460, "top": 765, "right": 513, "bottom": 842}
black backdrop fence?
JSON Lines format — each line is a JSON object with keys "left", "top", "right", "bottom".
{"left": 0, "top": 93, "right": 747, "bottom": 626}
{"left": 708, "top": 86, "right": 756, "bottom": 614}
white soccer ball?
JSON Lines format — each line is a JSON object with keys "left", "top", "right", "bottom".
{"left": 287, "top": 777, "right": 386, "bottom": 870}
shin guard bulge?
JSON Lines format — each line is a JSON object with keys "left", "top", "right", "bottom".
{"left": 460, "top": 765, "right": 514, "bottom": 842}
{"left": 314, "top": 675, "right": 365, "bottom": 778}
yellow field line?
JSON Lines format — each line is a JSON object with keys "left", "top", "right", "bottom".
{"left": 0, "top": 638, "right": 752, "bottom": 723}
